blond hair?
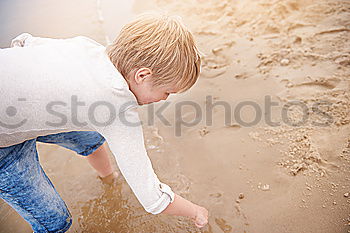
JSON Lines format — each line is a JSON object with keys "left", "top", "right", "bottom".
{"left": 107, "top": 13, "right": 201, "bottom": 92}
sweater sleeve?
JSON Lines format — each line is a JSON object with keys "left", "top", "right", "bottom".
{"left": 98, "top": 107, "right": 175, "bottom": 214}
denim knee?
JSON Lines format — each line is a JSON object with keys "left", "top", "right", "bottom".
{"left": 28, "top": 208, "right": 72, "bottom": 233}
{"left": 36, "top": 213, "right": 72, "bottom": 233}
{"left": 54, "top": 215, "right": 72, "bottom": 233}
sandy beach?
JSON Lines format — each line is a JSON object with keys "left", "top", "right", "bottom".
{"left": 0, "top": 0, "right": 349, "bottom": 232}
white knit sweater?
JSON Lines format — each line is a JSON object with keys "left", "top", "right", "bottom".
{"left": 0, "top": 33, "right": 174, "bottom": 214}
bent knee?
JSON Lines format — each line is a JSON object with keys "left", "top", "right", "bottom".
{"left": 58, "top": 215, "right": 72, "bottom": 233}
{"left": 45, "top": 212, "right": 72, "bottom": 233}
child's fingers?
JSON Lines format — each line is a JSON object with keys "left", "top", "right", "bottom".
{"left": 194, "top": 219, "right": 208, "bottom": 228}
{"left": 195, "top": 222, "right": 206, "bottom": 228}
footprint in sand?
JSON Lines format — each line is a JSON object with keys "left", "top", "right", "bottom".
{"left": 226, "top": 124, "right": 241, "bottom": 130}
{"left": 293, "top": 77, "right": 341, "bottom": 90}
{"left": 215, "top": 218, "right": 233, "bottom": 233}
{"left": 200, "top": 40, "right": 235, "bottom": 79}
{"left": 201, "top": 67, "right": 227, "bottom": 78}
{"left": 278, "top": 77, "right": 341, "bottom": 100}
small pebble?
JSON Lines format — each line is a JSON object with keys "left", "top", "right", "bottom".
{"left": 261, "top": 184, "right": 270, "bottom": 191}
{"left": 286, "top": 82, "right": 294, "bottom": 88}
{"left": 239, "top": 193, "right": 245, "bottom": 199}
{"left": 344, "top": 192, "right": 349, "bottom": 198}
{"left": 280, "top": 58, "right": 290, "bottom": 66}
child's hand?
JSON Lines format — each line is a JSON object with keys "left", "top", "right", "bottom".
{"left": 161, "top": 194, "right": 208, "bottom": 228}
{"left": 192, "top": 205, "right": 209, "bottom": 228}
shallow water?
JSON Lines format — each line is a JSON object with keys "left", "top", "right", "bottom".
{"left": 1, "top": 0, "right": 349, "bottom": 232}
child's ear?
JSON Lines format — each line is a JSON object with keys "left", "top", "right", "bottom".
{"left": 134, "top": 68, "right": 152, "bottom": 84}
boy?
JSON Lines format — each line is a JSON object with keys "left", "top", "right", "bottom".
{"left": 0, "top": 14, "right": 208, "bottom": 232}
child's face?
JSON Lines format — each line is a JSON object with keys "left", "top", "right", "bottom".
{"left": 128, "top": 68, "right": 178, "bottom": 105}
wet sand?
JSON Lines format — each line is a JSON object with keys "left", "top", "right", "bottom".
{"left": 0, "top": 0, "right": 349, "bottom": 232}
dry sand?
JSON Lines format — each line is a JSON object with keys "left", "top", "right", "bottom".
{"left": 0, "top": 0, "right": 349, "bottom": 232}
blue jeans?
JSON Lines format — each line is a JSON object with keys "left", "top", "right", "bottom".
{"left": 0, "top": 131, "right": 105, "bottom": 233}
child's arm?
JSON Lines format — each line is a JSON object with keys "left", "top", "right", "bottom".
{"left": 97, "top": 107, "right": 209, "bottom": 227}
{"left": 85, "top": 140, "right": 208, "bottom": 227}
{"left": 162, "top": 194, "right": 208, "bottom": 228}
